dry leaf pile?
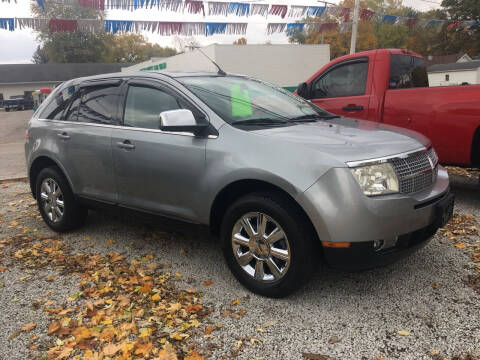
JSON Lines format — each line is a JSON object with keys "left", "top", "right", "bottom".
{"left": 445, "top": 167, "right": 479, "bottom": 178}
{"left": 440, "top": 213, "right": 480, "bottom": 294}
{"left": 5, "top": 231, "right": 210, "bottom": 359}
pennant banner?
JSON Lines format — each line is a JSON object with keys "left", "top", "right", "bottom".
{"left": 250, "top": 4, "right": 268, "bottom": 17}
{"left": 0, "top": 17, "right": 15, "bottom": 31}
{"left": 267, "top": 22, "right": 285, "bottom": 35}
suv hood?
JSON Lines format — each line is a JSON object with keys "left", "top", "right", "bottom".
{"left": 251, "top": 117, "right": 430, "bottom": 164}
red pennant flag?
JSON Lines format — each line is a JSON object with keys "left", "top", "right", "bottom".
{"left": 49, "top": 19, "right": 78, "bottom": 33}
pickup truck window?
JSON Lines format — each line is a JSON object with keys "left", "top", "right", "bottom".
{"left": 312, "top": 61, "right": 368, "bottom": 98}
{"left": 389, "top": 55, "right": 429, "bottom": 89}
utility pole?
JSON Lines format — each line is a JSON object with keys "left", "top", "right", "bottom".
{"left": 350, "top": 0, "right": 360, "bottom": 54}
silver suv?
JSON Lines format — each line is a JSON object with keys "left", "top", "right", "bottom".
{"left": 25, "top": 72, "right": 454, "bottom": 297}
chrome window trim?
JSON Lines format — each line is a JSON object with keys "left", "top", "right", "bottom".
{"left": 346, "top": 147, "right": 427, "bottom": 168}
{"left": 38, "top": 118, "right": 218, "bottom": 139}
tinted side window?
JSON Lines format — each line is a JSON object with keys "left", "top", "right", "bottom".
{"left": 123, "top": 85, "right": 182, "bottom": 130}
{"left": 313, "top": 61, "right": 368, "bottom": 98}
{"left": 64, "top": 93, "right": 81, "bottom": 122}
{"left": 77, "top": 85, "right": 120, "bottom": 124}
{"left": 40, "top": 84, "right": 78, "bottom": 120}
{"left": 389, "top": 55, "right": 429, "bottom": 89}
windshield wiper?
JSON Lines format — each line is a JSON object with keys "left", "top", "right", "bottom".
{"left": 290, "top": 114, "right": 341, "bottom": 122}
{"left": 231, "top": 118, "right": 289, "bottom": 126}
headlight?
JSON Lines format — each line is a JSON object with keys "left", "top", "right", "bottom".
{"left": 350, "top": 163, "right": 399, "bottom": 196}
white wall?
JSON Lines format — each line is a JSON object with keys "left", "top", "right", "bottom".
{"left": 428, "top": 69, "right": 479, "bottom": 87}
{"left": 122, "top": 44, "right": 331, "bottom": 88}
{"left": 0, "top": 82, "right": 59, "bottom": 100}
{"left": 215, "top": 44, "right": 330, "bottom": 87}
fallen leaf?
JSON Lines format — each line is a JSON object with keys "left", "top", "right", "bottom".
{"left": 0, "top": 266, "right": 7, "bottom": 272}
{"left": 455, "top": 243, "right": 466, "bottom": 249}
{"left": 397, "top": 330, "right": 410, "bottom": 337}
{"left": 203, "top": 280, "right": 213, "bottom": 286}
{"left": 103, "top": 343, "right": 121, "bottom": 356}
{"left": 21, "top": 322, "right": 36, "bottom": 332}
{"left": 156, "top": 344, "right": 178, "bottom": 360}
{"left": 184, "top": 350, "right": 205, "bottom": 360}
{"left": 106, "top": 239, "right": 115, "bottom": 245}
{"left": 204, "top": 327, "right": 215, "bottom": 335}
{"left": 135, "top": 342, "right": 153, "bottom": 356}
{"left": 48, "top": 321, "right": 61, "bottom": 335}
{"left": 231, "top": 299, "right": 241, "bottom": 306}
{"left": 302, "top": 353, "right": 330, "bottom": 360}
{"left": 328, "top": 336, "right": 341, "bottom": 344}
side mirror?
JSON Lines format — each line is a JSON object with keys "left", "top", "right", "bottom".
{"left": 297, "top": 82, "right": 310, "bottom": 99}
{"left": 159, "top": 109, "right": 208, "bottom": 136}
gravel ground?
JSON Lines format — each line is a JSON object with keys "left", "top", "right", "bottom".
{"left": 0, "top": 176, "right": 479, "bottom": 360}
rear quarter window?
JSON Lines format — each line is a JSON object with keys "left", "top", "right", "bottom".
{"left": 389, "top": 55, "right": 429, "bottom": 89}
{"left": 40, "top": 84, "right": 79, "bottom": 120}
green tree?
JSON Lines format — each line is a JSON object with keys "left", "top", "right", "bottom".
{"left": 105, "top": 34, "right": 176, "bottom": 63}
{"left": 31, "top": 0, "right": 114, "bottom": 62}
{"left": 32, "top": 45, "right": 49, "bottom": 63}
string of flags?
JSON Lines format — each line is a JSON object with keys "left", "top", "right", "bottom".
{"left": 0, "top": 17, "right": 248, "bottom": 36}
{"left": 1, "top": 0, "right": 479, "bottom": 35}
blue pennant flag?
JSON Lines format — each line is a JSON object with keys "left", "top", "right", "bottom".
{"left": 0, "top": 18, "right": 14, "bottom": 31}
{"left": 36, "top": 0, "right": 46, "bottom": 12}
{"left": 206, "top": 22, "right": 227, "bottom": 36}
{"left": 286, "top": 23, "right": 305, "bottom": 35}
{"left": 306, "top": 6, "right": 326, "bottom": 17}
{"left": 382, "top": 15, "right": 398, "bottom": 24}
{"left": 227, "top": 3, "right": 250, "bottom": 16}
{"left": 105, "top": 20, "right": 133, "bottom": 34}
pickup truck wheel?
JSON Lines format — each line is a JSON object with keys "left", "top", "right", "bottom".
{"left": 36, "top": 167, "right": 87, "bottom": 232}
{"left": 221, "top": 192, "right": 315, "bottom": 298}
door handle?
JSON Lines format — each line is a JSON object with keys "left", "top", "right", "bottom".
{"left": 342, "top": 105, "right": 364, "bottom": 111}
{"left": 57, "top": 132, "right": 70, "bottom": 139}
{"left": 117, "top": 140, "right": 135, "bottom": 150}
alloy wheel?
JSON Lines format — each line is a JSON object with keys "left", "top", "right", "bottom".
{"left": 40, "top": 178, "right": 64, "bottom": 223}
{"left": 231, "top": 212, "right": 291, "bottom": 282}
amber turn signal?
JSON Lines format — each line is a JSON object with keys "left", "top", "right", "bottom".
{"left": 321, "top": 241, "right": 351, "bottom": 248}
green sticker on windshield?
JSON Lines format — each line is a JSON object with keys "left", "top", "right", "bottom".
{"left": 231, "top": 84, "right": 253, "bottom": 117}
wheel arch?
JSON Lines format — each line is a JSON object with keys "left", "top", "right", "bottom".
{"left": 209, "top": 179, "right": 318, "bottom": 243}
{"left": 29, "top": 156, "right": 73, "bottom": 199}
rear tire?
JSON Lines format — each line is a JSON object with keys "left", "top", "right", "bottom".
{"left": 221, "top": 191, "right": 316, "bottom": 298}
{"left": 36, "top": 166, "right": 87, "bottom": 232}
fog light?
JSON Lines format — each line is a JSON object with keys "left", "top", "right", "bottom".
{"left": 373, "top": 240, "right": 385, "bottom": 251}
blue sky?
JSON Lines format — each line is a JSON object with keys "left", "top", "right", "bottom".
{"left": 0, "top": 0, "right": 441, "bottom": 64}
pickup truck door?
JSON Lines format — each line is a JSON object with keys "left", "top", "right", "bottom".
{"left": 111, "top": 79, "right": 208, "bottom": 222}
{"left": 309, "top": 58, "right": 371, "bottom": 120}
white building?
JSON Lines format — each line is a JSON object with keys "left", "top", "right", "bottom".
{"left": 122, "top": 44, "right": 331, "bottom": 91}
{"left": 428, "top": 60, "right": 480, "bottom": 87}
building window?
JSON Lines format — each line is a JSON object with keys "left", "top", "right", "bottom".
{"left": 445, "top": 74, "right": 450, "bottom": 81}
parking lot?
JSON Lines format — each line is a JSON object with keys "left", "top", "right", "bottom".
{"left": 0, "top": 109, "right": 30, "bottom": 180}
{"left": 0, "top": 110, "right": 479, "bottom": 359}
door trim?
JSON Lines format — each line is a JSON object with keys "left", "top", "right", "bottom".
{"left": 38, "top": 118, "right": 218, "bottom": 139}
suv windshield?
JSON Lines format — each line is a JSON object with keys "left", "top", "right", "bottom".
{"left": 178, "top": 76, "right": 329, "bottom": 125}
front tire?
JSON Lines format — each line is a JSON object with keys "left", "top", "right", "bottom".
{"left": 221, "top": 192, "right": 315, "bottom": 298}
{"left": 36, "top": 167, "right": 87, "bottom": 232}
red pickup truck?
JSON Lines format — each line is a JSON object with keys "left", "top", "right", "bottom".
{"left": 297, "top": 49, "right": 480, "bottom": 167}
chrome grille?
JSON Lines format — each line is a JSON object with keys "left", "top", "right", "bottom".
{"left": 389, "top": 148, "right": 438, "bottom": 194}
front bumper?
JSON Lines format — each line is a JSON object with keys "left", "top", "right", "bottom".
{"left": 296, "top": 165, "right": 453, "bottom": 270}
{"left": 323, "top": 190, "right": 454, "bottom": 270}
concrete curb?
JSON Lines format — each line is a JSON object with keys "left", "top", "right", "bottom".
{"left": 0, "top": 177, "right": 28, "bottom": 183}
